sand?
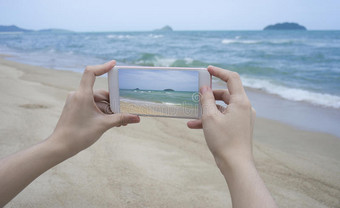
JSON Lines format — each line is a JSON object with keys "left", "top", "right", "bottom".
{"left": 0, "top": 57, "right": 339, "bottom": 208}
{"left": 120, "top": 101, "right": 199, "bottom": 118}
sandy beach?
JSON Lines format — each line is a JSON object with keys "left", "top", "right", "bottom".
{"left": 0, "top": 57, "right": 339, "bottom": 207}
{"left": 120, "top": 100, "right": 199, "bottom": 118}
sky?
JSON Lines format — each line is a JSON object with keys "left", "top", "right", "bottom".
{"left": 0, "top": 0, "right": 339, "bottom": 31}
{"left": 119, "top": 69, "right": 198, "bottom": 91}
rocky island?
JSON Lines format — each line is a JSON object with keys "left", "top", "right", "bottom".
{"left": 0, "top": 25, "right": 73, "bottom": 33}
{"left": 154, "top": 25, "right": 173, "bottom": 32}
{"left": 163, "top": 89, "right": 174, "bottom": 91}
{"left": 0, "top": 25, "right": 32, "bottom": 32}
{"left": 264, "top": 22, "right": 307, "bottom": 30}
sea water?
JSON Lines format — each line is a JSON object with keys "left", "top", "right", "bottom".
{"left": 1, "top": 30, "right": 339, "bottom": 109}
{"left": 120, "top": 89, "right": 198, "bottom": 106}
{"left": 1, "top": 30, "right": 340, "bottom": 135}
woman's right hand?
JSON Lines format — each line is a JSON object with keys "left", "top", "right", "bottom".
{"left": 187, "top": 66, "right": 256, "bottom": 170}
{"left": 188, "top": 66, "right": 278, "bottom": 208}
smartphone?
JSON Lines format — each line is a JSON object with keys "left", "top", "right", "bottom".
{"left": 108, "top": 66, "right": 211, "bottom": 119}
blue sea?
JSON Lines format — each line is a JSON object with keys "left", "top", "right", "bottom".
{"left": 0, "top": 30, "right": 339, "bottom": 110}
{"left": 120, "top": 89, "right": 198, "bottom": 106}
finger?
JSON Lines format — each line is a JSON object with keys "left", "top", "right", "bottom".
{"left": 207, "top": 66, "right": 245, "bottom": 96}
{"left": 104, "top": 113, "right": 140, "bottom": 128}
{"left": 79, "top": 60, "right": 116, "bottom": 92}
{"left": 200, "top": 86, "right": 219, "bottom": 117}
{"left": 213, "top": 89, "right": 230, "bottom": 104}
{"left": 94, "top": 90, "right": 110, "bottom": 102}
{"left": 187, "top": 119, "right": 202, "bottom": 129}
{"left": 96, "top": 101, "right": 113, "bottom": 114}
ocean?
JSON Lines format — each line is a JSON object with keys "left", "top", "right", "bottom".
{"left": 120, "top": 89, "right": 198, "bottom": 106}
{"left": 0, "top": 30, "right": 340, "bottom": 135}
{"left": 0, "top": 30, "right": 339, "bottom": 109}
{"left": 119, "top": 89, "right": 199, "bottom": 118}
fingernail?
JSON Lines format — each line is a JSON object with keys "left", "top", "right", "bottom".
{"left": 207, "top": 66, "right": 214, "bottom": 74}
{"left": 109, "top": 60, "right": 116, "bottom": 65}
{"left": 130, "top": 115, "right": 140, "bottom": 123}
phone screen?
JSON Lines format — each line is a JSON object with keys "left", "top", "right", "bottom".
{"left": 118, "top": 68, "right": 200, "bottom": 118}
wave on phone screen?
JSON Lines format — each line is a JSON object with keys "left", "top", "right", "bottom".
{"left": 118, "top": 69, "right": 199, "bottom": 118}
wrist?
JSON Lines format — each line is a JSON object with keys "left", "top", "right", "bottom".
{"left": 44, "top": 132, "right": 76, "bottom": 161}
{"left": 214, "top": 151, "right": 255, "bottom": 178}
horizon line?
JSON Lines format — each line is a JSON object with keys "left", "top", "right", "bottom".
{"left": 2, "top": 24, "right": 340, "bottom": 33}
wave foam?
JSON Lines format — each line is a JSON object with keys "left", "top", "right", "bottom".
{"left": 136, "top": 56, "right": 176, "bottom": 67}
{"left": 221, "top": 39, "right": 296, "bottom": 45}
{"left": 106, "top": 34, "right": 133, "bottom": 39}
{"left": 222, "top": 39, "right": 260, "bottom": 44}
{"left": 148, "top": 34, "right": 164, "bottom": 39}
{"left": 241, "top": 77, "right": 340, "bottom": 109}
{"left": 135, "top": 54, "right": 198, "bottom": 67}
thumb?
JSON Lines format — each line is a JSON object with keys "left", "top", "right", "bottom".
{"left": 104, "top": 113, "right": 140, "bottom": 128}
{"left": 200, "top": 86, "right": 219, "bottom": 117}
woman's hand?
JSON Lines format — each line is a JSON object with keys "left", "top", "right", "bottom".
{"left": 188, "top": 66, "right": 256, "bottom": 168}
{"left": 0, "top": 60, "right": 141, "bottom": 207}
{"left": 51, "top": 60, "right": 140, "bottom": 157}
{"left": 188, "top": 66, "right": 277, "bottom": 208}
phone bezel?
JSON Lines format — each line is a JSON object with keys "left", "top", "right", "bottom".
{"left": 108, "top": 66, "right": 211, "bottom": 119}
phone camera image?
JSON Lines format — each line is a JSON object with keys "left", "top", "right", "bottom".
{"left": 118, "top": 68, "right": 200, "bottom": 118}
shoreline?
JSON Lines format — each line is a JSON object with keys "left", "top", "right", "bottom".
{"left": 246, "top": 88, "right": 340, "bottom": 137}
{"left": 0, "top": 57, "right": 339, "bottom": 207}
{"left": 1, "top": 54, "right": 337, "bottom": 139}
{"left": 3, "top": 49, "right": 340, "bottom": 108}
{"left": 214, "top": 81, "right": 340, "bottom": 138}
{"left": 1, "top": 53, "right": 340, "bottom": 137}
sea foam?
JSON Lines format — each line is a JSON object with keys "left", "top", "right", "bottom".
{"left": 241, "top": 77, "right": 340, "bottom": 109}
{"left": 222, "top": 39, "right": 260, "bottom": 44}
{"left": 106, "top": 34, "right": 133, "bottom": 39}
{"left": 221, "top": 39, "right": 296, "bottom": 45}
{"left": 148, "top": 34, "right": 164, "bottom": 39}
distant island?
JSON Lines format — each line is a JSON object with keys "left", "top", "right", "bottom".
{"left": 264, "top": 22, "right": 307, "bottom": 30}
{"left": 163, "top": 89, "right": 174, "bottom": 91}
{"left": 0, "top": 25, "right": 32, "bottom": 32}
{"left": 154, "top": 25, "right": 173, "bottom": 32}
{"left": 134, "top": 88, "right": 140, "bottom": 90}
{"left": 0, "top": 25, "right": 73, "bottom": 33}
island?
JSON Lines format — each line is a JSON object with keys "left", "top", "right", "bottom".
{"left": 134, "top": 88, "right": 140, "bottom": 90}
{"left": 0, "top": 25, "right": 73, "bottom": 33}
{"left": 263, "top": 22, "right": 307, "bottom": 30}
{"left": 0, "top": 25, "right": 32, "bottom": 32}
{"left": 154, "top": 25, "right": 173, "bottom": 32}
{"left": 163, "top": 89, "right": 174, "bottom": 91}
